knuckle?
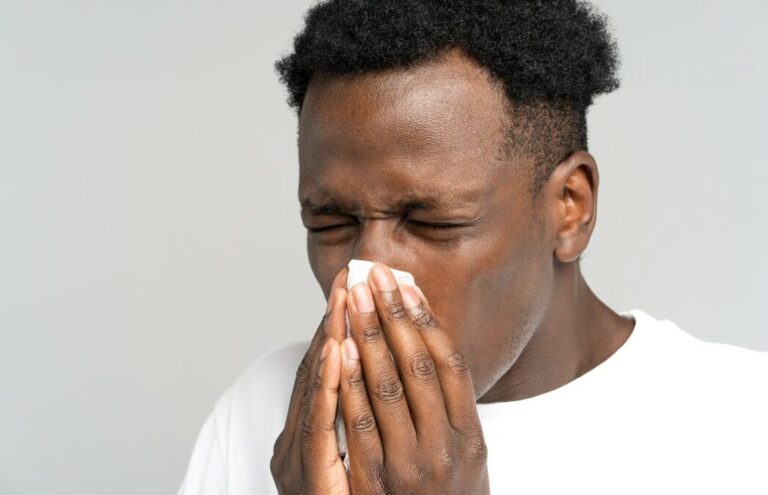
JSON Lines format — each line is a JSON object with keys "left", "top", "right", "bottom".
{"left": 431, "top": 444, "right": 458, "bottom": 479}
{"left": 345, "top": 365, "right": 366, "bottom": 390}
{"left": 445, "top": 349, "right": 470, "bottom": 376}
{"left": 410, "top": 305, "right": 437, "bottom": 330}
{"left": 319, "top": 419, "right": 336, "bottom": 434}
{"left": 351, "top": 412, "right": 377, "bottom": 433}
{"left": 418, "top": 468, "right": 435, "bottom": 486}
{"left": 269, "top": 452, "right": 280, "bottom": 478}
{"left": 454, "top": 425, "right": 488, "bottom": 464}
{"left": 299, "top": 395, "right": 317, "bottom": 436}
{"left": 273, "top": 470, "right": 297, "bottom": 493}
{"left": 300, "top": 391, "right": 312, "bottom": 418}
{"left": 270, "top": 454, "right": 296, "bottom": 491}
{"left": 309, "top": 365, "right": 323, "bottom": 392}
{"left": 301, "top": 381, "right": 312, "bottom": 409}
{"left": 364, "top": 461, "right": 388, "bottom": 495}
{"left": 270, "top": 456, "right": 291, "bottom": 490}
{"left": 467, "top": 437, "right": 489, "bottom": 462}
{"left": 300, "top": 411, "right": 334, "bottom": 442}
{"left": 407, "top": 352, "right": 437, "bottom": 380}
{"left": 384, "top": 299, "right": 408, "bottom": 321}
{"left": 316, "top": 314, "right": 329, "bottom": 340}
{"left": 300, "top": 411, "right": 314, "bottom": 439}
{"left": 374, "top": 376, "right": 404, "bottom": 403}
{"left": 460, "top": 425, "right": 488, "bottom": 461}
{"left": 320, "top": 311, "right": 330, "bottom": 331}
{"left": 295, "top": 357, "right": 312, "bottom": 386}
{"left": 411, "top": 460, "right": 432, "bottom": 484}
{"left": 361, "top": 322, "right": 383, "bottom": 343}
{"left": 272, "top": 431, "right": 284, "bottom": 456}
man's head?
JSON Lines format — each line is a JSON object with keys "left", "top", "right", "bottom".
{"left": 276, "top": 0, "right": 621, "bottom": 399}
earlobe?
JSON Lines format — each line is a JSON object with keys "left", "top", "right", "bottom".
{"left": 549, "top": 151, "right": 599, "bottom": 263}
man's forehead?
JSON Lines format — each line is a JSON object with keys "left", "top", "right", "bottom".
{"left": 303, "top": 48, "right": 501, "bottom": 107}
{"left": 296, "top": 49, "right": 522, "bottom": 218}
{"left": 298, "top": 50, "right": 509, "bottom": 153}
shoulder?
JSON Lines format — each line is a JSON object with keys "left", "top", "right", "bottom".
{"left": 627, "top": 309, "right": 768, "bottom": 489}
{"left": 178, "top": 339, "right": 311, "bottom": 495}
{"left": 625, "top": 308, "right": 768, "bottom": 405}
{"left": 625, "top": 308, "right": 767, "bottom": 362}
{"left": 677, "top": 329, "right": 768, "bottom": 404}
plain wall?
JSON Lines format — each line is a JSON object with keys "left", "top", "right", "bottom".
{"left": 0, "top": 0, "right": 765, "bottom": 493}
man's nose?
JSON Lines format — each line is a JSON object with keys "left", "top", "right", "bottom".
{"left": 350, "top": 218, "right": 410, "bottom": 272}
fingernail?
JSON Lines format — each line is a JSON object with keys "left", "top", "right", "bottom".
{"left": 399, "top": 283, "right": 421, "bottom": 310}
{"left": 414, "top": 285, "right": 426, "bottom": 300}
{"left": 342, "top": 337, "right": 359, "bottom": 370}
{"left": 352, "top": 283, "right": 375, "bottom": 313}
{"left": 370, "top": 263, "right": 397, "bottom": 291}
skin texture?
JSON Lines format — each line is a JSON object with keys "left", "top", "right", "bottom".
{"left": 271, "top": 47, "right": 636, "bottom": 493}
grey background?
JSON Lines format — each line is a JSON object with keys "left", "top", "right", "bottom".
{"left": 1, "top": 0, "right": 766, "bottom": 493}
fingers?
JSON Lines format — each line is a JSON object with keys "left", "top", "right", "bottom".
{"left": 339, "top": 337, "right": 384, "bottom": 490}
{"left": 346, "top": 281, "right": 417, "bottom": 453}
{"left": 302, "top": 267, "right": 349, "bottom": 427}
{"left": 273, "top": 266, "right": 350, "bottom": 494}
{"left": 281, "top": 266, "right": 349, "bottom": 449}
{"left": 325, "top": 267, "right": 351, "bottom": 342}
{"left": 282, "top": 310, "right": 330, "bottom": 443}
{"left": 403, "top": 282, "right": 481, "bottom": 434}
{"left": 365, "top": 264, "right": 448, "bottom": 439}
{"left": 301, "top": 338, "right": 349, "bottom": 492}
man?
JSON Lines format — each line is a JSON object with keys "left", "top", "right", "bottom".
{"left": 179, "top": 1, "right": 767, "bottom": 493}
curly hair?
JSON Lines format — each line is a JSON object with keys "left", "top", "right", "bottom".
{"left": 275, "top": 0, "right": 621, "bottom": 200}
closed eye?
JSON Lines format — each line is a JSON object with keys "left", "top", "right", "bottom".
{"left": 409, "top": 221, "right": 463, "bottom": 229}
{"left": 306, "top": 225, "right": 348, "bottom": 233}
{"left": 307, "top": 220, "right": 463, "bottom": 233}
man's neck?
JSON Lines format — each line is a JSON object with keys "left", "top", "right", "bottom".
{"left": 476, "top": 263, "right": 635, "bottom": 403}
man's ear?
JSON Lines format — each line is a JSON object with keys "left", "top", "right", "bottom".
{"left": 545, "top": 150, "right": 600, "bottom": 263}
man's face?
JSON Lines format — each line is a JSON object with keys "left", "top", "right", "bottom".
{"left": 298, "top": 49, "right": 556, "bottom": 399}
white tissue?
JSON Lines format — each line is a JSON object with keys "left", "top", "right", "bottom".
{"left": 336, "top": 259, "right": 416, "bottom": 471}
{"left": 344, "top": 259, "right": 416, "bottom": 338}
{"left": 346, "top": 259, "right": 416, "bottom": 291}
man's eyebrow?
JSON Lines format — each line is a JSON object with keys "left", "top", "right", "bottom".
{"left": 300, "top": 196, "right": 464, "bottom": 215}
{"left": 299, "top": 200, "right": 349, "bottom": 216}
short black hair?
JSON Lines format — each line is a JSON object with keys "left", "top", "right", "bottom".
{"left": 275, "top": 0, "right": 621, "bottom": 201}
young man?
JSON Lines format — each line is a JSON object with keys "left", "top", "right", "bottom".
{"left": 179, "top": 1, "right": 767, "bottom": 493}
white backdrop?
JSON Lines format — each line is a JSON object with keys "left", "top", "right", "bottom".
{"left": 1, "top": 0, "right": 766, "bottom": 493}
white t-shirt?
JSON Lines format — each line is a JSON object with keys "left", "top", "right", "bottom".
{"left": 178, "top": 309, "right": 768, "bottom": 494}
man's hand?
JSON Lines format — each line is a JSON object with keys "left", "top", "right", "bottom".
{"left": 270, "top": 262, "right": 489, "bottom": 494}
{"left": 340, "top": 263, "right": 489, "bottom": 494}
{"left": 270, "top": 267, "right": 350, "bottom": 495}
